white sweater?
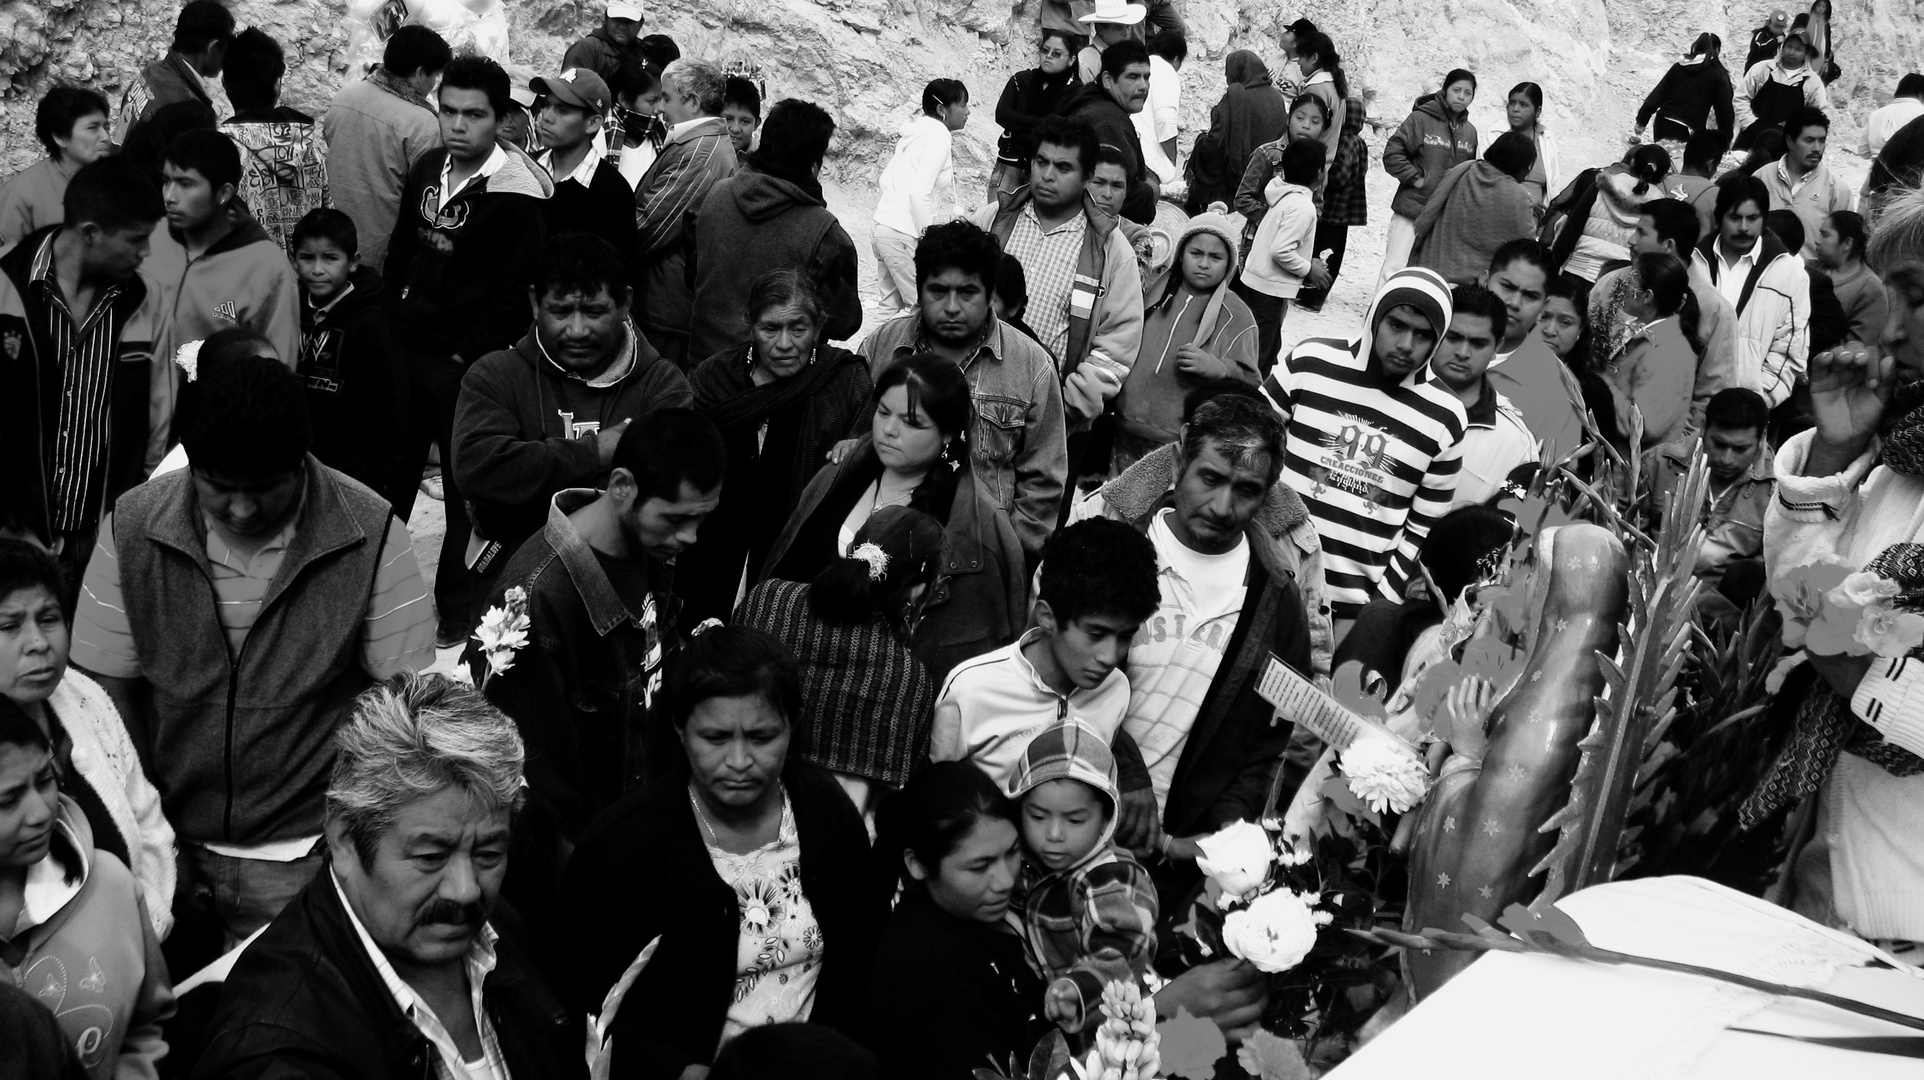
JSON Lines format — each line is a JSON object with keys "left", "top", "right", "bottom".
{"left": 874, "top": 114, "right": 957, "bottom": 237}
{"left": 1765, "top": 428, "right": 1924, "bottom": 939}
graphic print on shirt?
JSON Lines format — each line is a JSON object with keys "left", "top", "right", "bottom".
{"left": 415, "top": 186, "right": 467, "bottom": 256}
{"left": 637, "top": 593, "right": 662, "bottom": 709}
{"left": 556, "top": 409, "right": 602, "bottom": 440}
{"left": 298, "top": 326, "right": 345, "bottom": 392}
{"left": 212, "top": 301, "right": 237, "bottom": 323}
{"left": 25, "top": 953, "right": 116, "bottom": 1071}
{"left": 1306, "top": 413, "right": 1400, "bottom": 510}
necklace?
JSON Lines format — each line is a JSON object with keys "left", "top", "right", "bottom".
{"left": 688, "top": 781, "right": 783, "bottom": 849}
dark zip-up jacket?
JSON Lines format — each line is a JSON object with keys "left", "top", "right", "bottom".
{"left": 995, "top": 66, "right": 1083, "bottom": 165}
{"left": 0, "top": 226, "right": 163, "bottom": 544}
{"left": 1635, "top": 56, "right": 1735, "bottom": 138}
{"left": 196, "top": 872, "right": 585, "bottom": 1080}
{"left": 111, "top": 457, "right": 393, "bottom": 845}
{"left": 1060, "top": 83, "right": 1158, "bottom": 224}
{"left": 298, "top": 268, "right": 409, "bottom": 510}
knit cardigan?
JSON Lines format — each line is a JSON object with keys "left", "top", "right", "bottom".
{"left": 733, "top": 579, "right": 936, "bottom": 787}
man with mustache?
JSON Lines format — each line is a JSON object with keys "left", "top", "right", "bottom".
{"left": 1262, "top": 266, "right": 1466, "bottom": 635}
{"left": 198, "top": 672, "right": 586, "bottom": 1079}
{"left": 1060, "top": 38, "right": 1160, "bottom": 225}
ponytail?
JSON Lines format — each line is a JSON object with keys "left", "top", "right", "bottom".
{"left": 1627, "top": 143, "right": 1673, "bottom": 196}
{"left": 1677, "top": 287, "right": 1703, "bottom": 357}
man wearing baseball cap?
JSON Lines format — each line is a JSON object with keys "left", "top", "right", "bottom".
{"left": 564, "top": 1, "right": 647, "bottom": 85}
{"left": 1746, "top": 9, "right": 1790, "bottom": 72}
{"left": 534, "top": 68, "right": 639, "bottom": 272}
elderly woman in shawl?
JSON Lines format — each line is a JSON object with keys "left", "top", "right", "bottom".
{"left": 678, "top": 269, "right": 874, "bottom": 625}
{"left": 1184, "top": 50, "right": 1290, "bottom": 213}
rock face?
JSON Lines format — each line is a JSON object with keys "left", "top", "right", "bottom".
{"left": 2, "top": 0, "right": 1912, "bottom": 203}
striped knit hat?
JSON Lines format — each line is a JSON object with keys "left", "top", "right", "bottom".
{"left": 1361, "top": 266, "right": 1454, "bottom": 374}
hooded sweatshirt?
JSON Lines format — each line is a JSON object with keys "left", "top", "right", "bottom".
{"left": 1008, "top": 720, "right": 1158, "bottom": 1032}
{"left": 383, "top": 143, "right": 553, "bottom": 363}
{"left": 1241, "top": 177, "right": 1318, "bottom": 297}
{"left": 1186, "top": 51, "right": 1290, "bottom": 210}
{"left": 224, "top": 106, "right": 331, "bottom": 253}
{"left": 687, "top": 168, "right": 864, "bottom": 359}
{"left": 298, "top": 266, "right": 408, "bottom": 507}
{"left": 2, "top": 797, "right": 174, "bottom": 1080}
{"left": 1381, "top": 96, "right": 1479, "bottom": 220}
{"left": 452, "top": 321, "right": 692, "bottom": 553}
{"left": 1119, "top": 214, "right": 1262, "bottom": 447}
{"left": 1409, "top": 159, "right": 1538, "bottom": 284}
{"left": 1636, "top": 53, "right": 1736, "bottom": 138}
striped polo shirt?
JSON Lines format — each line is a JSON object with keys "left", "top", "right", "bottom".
{"left": 1262, "top": 337, "right": 1467, "bottom": 618}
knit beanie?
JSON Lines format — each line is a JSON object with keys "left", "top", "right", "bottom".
{"left": 1178, "top": 212, "right": 1243, "bottom": 279}
{"left": 1369, "top": 266, "right": 1453, "bottom": 341}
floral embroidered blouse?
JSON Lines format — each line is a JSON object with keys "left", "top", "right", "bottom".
{"left": 704, "top": 791, "right": 823, "bottom": 1048}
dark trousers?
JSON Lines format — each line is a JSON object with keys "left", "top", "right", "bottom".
{"left": 1294, "top": 221, "right": 1350, "bottom": 311}
{"left": 1233, "top": 278, "right": 1289, "bottom": 376}
{"left": 398, "top": 351, "right": 474, "bottom": 634}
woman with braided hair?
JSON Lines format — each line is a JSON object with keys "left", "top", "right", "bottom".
{"left": 1748, "top": 261, "right": 1924, "bottom": 943}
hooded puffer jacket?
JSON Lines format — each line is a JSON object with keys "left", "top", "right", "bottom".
{"left": 1381, "top": 95, "right": 1479, "bottom": 220}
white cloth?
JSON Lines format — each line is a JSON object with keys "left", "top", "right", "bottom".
{"left": 1375, "top": 214, "right": 1417, "bottom": 289}
{"left": 14, "top": 822, "right": 85, "bottom": 938}
{"left": 1863, "top": 98, "right": 1924, "bottom": 158}
{"left": 1326, "top": 876, "right": 1917, "bottom": 1080}
{"left": 436, "top": 144, "right": 509, "bottom": 213}
{"left": 873, "top": 115, "right": 957, "bottom": 237}
{"left": 703, "top": 792, "right": 822, "bottom": 1047}
{"left": 934, "top": 628, "right": 1133, "bottom": 792}
{"left": 1452, "top": 389, "right": 1538, "bottom": 507}
{"left": 535, "top": 145, "right": 601, "bottom": 188}
{"left": 1133, "top": 55, "right": 1180, "bottom": 185}
{"left": 617, "top": 140, "right": 656, "bottom": 189}
{"left": 1121, "top": 509, "right": 1249, "bottom": 808}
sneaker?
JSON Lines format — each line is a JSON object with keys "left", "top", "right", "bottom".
{"left": 419, "top": 475, "right": 445, "bottom": 501}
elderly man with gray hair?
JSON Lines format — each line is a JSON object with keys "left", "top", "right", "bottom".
{"left": 634, "top": 56, "right": 739, "bottom": 367}
{"left": 196, "top": 673, "right": 586, "bottom": 1080}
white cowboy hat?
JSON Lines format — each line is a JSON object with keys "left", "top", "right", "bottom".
{"left": 1078, "top": 0, "right": 1147, "bottom": 25}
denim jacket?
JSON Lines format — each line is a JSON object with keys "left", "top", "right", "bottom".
{"left": 471, "top": 489, "right": 676, "bottom": 841}
{"left": 858, "top": 314, "right": 1067, "bottom": 561}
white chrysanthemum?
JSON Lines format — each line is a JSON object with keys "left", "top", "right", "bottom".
{"left": 1340, "top": 735, "right": 1432, "bottom": 815}
{"left": 1222, "top": 888, "right": 1323, "bottom": 974}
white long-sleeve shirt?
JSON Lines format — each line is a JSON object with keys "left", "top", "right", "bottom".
{"left": 874, "top": 114, "right": 957, "bottom": 237}
{"left": 1133, "top": 55, "right": 1181, "bottom": 185}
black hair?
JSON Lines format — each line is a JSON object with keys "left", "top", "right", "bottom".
{"left": 1030, "top": 114, "right": 1098, "bottom": 176}
{"left": 35, "top": 85, "right": 110, "bottom": 158}
{"left": 1898, "top": 74, "right": 1924, "bottom": 100}
{"left": 1687, "top": 32, "right": 1722, "bottom": 59}
{"left": 994, "top": 253, "right": 1028, "bottom": 314}
{"left": 1285, "top": 17, "right": 1318, "bottom": 39}
{"left": 63, "top": 158, "right": 165, "bottom": 234}
{"left": 383, "top": 25, "right": 452, "bottom": 79}
{"left": 0, "top": 696, "right": 53, "bottom": 757}
{"left": 1640, "top": 198, "right": 1702, "bottom": 254}
{"left": 440, "top": 54, "right": 511, "bottom": 121}
{"left": 1683, "top": 129, "right": 1726, "bottom": 173}
{"left": 1704, "top": 387, "right": 1770, "bottom": 434}
{"left": 1420, "top": 505, "right": 1514, "bottom": 599}
{"left": 1182, "top": 377, "right": 1266, "bottom": 422}
{"left": 1296, "top": 31, "right": 1349, "bottom": 99}
{"left": 1287, "top": 92, "right": 1330, "bottom": 131}
{"left": 746, "top": 267, "right": 824, "bottom": 328}
{"left": 638, "top": 34, "right": 681, "bottom": 69}
{"left": 870, "top": 353, "right": 973, "bottom": 519}
{"left": 1038, "top": 518, "right": 1160, "bottom": 627}
{"left": 1626, "top": 143, "right": 1673, "bottom": 194}
{"left": 1541, "top": 274, "right": 1593, "bottom": 362}
{"left": 1100, "top": 40, "right": 1151, "bottom": 84}
{"left": 291, "top": 208, "right": 358, "bottom": 257}
{"left": 162, "top": 127, "right": 241, "bottom": 194}
{"left": 1487, "top": 237, "right": 1553, "bottom": 283}
{"left": 1730, "top": 126, "right": 1786, "bottom": 177}
{"left": 531, "top": 232, "right": 632, "bottom": 304}
{"left": 1714, "top": 173, "right": 1770, "bottom": 224}
{"left": 1180, "top": 391, "right": 1285, "bottom": 486}
{"left": 611, "top": 407, "right": 726, "bottom": 505}
{"left": 177, "top": 331, "right": 313, "bottom": 478}
{"left": 874, "top": 761, "right": 1017, "bottom": 892}
{"left": 921, "top": 78, "right": 969, "bottom": 117}
{"left": 1147, "top": 29, "right": 1187, "bottom": 65}
{"left": 724, "top": 76, "right": 762, "bottom": 118}
{"left": 665, "top": 625, "right": 802, "bottom": 730}
{"left": 0, "top": 538, "right": 69, "bottom": 623}
{"left": 751, "top": 98, "right": 835, "bottom": 185}
{"left": 1092, "top": 143, "right": 1129, "bottom": 178}
{"left": 120, "top": 99, "right": 217, "bottom": 186}
{"left": 1632, "top": 251, "right": 1702, "bottom": 350}
{"left": 1450, "top": 282, "right": 1509, "bottom": 346}
{"left": 1508, "top": 81, "right": 1543, "bottom": 110}
{"left": 1765, "top": 208, "right": 1806, "bottom": 256}
{"left": 173, "top": 0, "right": 235, "bottom": 54}
{"left": 1041, "top": 29, "right": 1086, "bottom": 55}
{"left": 1441, "top": 68, "right": 1478, "bottom": 99}
{"left": 1485, "top": 130, "right": 1538, "bottom": 180}
{"left": 1783, "top": 105, "right": 1830, "bottom": 143}
{"left": 809, "top": 506, "right": 947, "bottom": 635}
{"left": 709, "top": 1024, "right": 878, "bottom": 1080}
{"left": 1826, "top": 209, "right": 1868, "bottom": 262}
{"left": 914, "top": 220, "right": 1001, "bottom": 292}
{"left": 1280, "top": 138, "right": 1325, "bottom": 186}
{"left": 221, "top": 27, "right": 285, "bottom": 113}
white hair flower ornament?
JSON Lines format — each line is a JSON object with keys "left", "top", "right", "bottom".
{"left": 174, "top": 339, "right": 204, "bottom": 383}
{"left": 851, "top": 542, "right": 890, "bottom": 582}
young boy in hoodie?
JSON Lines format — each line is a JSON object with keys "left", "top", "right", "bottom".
{"left": 149, "top": 128, "right": 303, "bottom": 462}
{"left": 1235, "top": 139, "right": 1325, "bottom": 374}
{"left": 0, "top": 701, "right": 174, "bottom": 1080}
{"left": 931, "top": 518, "right": 1161, "bottom": 793}
{"left": 1009, "top": 719, "right": 1160, "bottom": 1034}
{"left": 292, "top": 208, "right": 409, "bottom": 510}
{"left": 1113, "top": 212, "right": 1262, "bottom": 473}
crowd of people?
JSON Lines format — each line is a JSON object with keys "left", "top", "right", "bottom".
{"left": 1, "top": 0, "right": 1923, "bottom": 1077}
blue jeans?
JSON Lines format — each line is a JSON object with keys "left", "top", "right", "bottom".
{"left": 183, "top": 845, "right": 325, "bottom": 950}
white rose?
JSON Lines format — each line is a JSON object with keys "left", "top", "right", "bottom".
{"left": 1195, "top": 820, "right": 1273, "bottom": 900}
{"left": 1222, "top": 888, "right": 1324, "bottom": 974}
{"left": 1340, "top": 734, "right": 1432, "bottom": 815}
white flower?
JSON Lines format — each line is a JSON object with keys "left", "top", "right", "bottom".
{"left": 174, "top": 339, "right": 204, "bottom": 383}
{"left": 1195, "top": 820, "right": 1273, "bottom": 900}
{"left": 1340, "top": 734, "right": 1432, "bottom": 815}
{"left": 1855, "top": 606, "right": 1924, "bottom": 658}
{"left": 473, "top": 585, "right": 531, "bottom": 678}
{"left": 1222, "top": 888, "right": 1325, "bottom": 973}
{"left": 850, "top": 541, "right": 890, "bottom": 582}
{"left": 1830, "top": 571, "right": 1903, "bottom": 609}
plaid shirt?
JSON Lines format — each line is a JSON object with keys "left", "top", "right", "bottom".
{"left": 1323, "top": 95, "right": 1370, "bottom": 227}
{"left": 334, "top": 873, "right": 512, "bottom": 1080}
{"left": 1013, "top": 847, "right": 1158, "bottom": 1030}
{"left": 1001, "top": 203, "right": 1086, "bottom": 360}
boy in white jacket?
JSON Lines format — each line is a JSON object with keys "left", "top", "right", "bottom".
{"left": 1234, "top": 139, "right": 1326, "bottom": 371}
